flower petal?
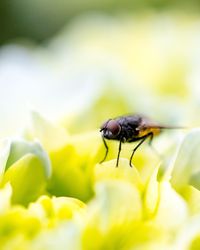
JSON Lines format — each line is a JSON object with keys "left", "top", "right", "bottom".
{"left": 154, "top": 181, "right": 188, "bottom": 230}
{"left": 171, "top": 129, "right": 200, "bottom": 191}
{"left": 0, "top": 138, "right": 51, "bottom": 179}
{"left": 0, "top": 183, "right": 12, "bottom": 213}
{"left": 82, "top": 180, "right": 142, "bottom": 249}
{"left": 95, "top": 158, "right": 143, "bottom": 191}
{"left": 27, "top": 111, "right": 68, "bottom": 151}
{"left": 0, "top": 154, "right": 49, "bottom": 205}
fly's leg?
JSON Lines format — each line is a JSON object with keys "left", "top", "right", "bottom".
{"left": 148, "top": 132, "right": 161, "bottom": 158}
{"left": 148, "top": 132, "right": 153, "bottom": 146}
{"left": 100, "top": 137, "right": 109, "bottom": 164}
{"left": 116, "top": 139, "right": 122, "bottom": 167}
{"left": 129, "top": 133, "right": 152, "bottom": 167}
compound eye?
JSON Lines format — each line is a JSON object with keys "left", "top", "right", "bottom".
{"left": 107, "top": 120, "right": 121, "bottom": 135}
{"left": 100, "top": 119, "right": 111, "bottom": 131}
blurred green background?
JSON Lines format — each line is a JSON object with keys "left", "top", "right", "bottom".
{"left": 0, "top": 0, "right": 200, "bottom": 44}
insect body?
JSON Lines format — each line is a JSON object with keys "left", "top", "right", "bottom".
{"left": 100, "top": 114, "right": 178, "bottom": 167}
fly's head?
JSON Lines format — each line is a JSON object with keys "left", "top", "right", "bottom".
{"left": 100, "top": 119, "right": 121, "bottom": 139}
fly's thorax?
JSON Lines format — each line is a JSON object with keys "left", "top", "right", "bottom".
{"left": 119, "top": 123, "right": 139, "bottom": 141}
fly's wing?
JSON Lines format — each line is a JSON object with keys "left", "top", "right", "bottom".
{"left": 135, "top": 115, "right": 184, "bottom": 129}
{"left": 136, "top": 116, "right": 185, "bottom": 137}
{"left": 135, "top": 116, "right": 161, "bottom": 136}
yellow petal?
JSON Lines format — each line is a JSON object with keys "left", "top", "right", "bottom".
{"left": 154, "top": 181, "right": 188, "bottom": 230}
{"left": 95, "top": 158, "right": 143, "bottom": 191}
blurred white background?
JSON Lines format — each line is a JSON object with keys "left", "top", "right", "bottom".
{"left": 0, "top": 11, "right": 200, "bottom": 136}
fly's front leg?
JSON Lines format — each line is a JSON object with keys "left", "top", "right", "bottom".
{"left": 100, "top": 137, "right": 109, "bottom": 164}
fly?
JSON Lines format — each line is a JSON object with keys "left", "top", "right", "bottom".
{"left": 100, "top": 114, "right": 183, "bottom": 167}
